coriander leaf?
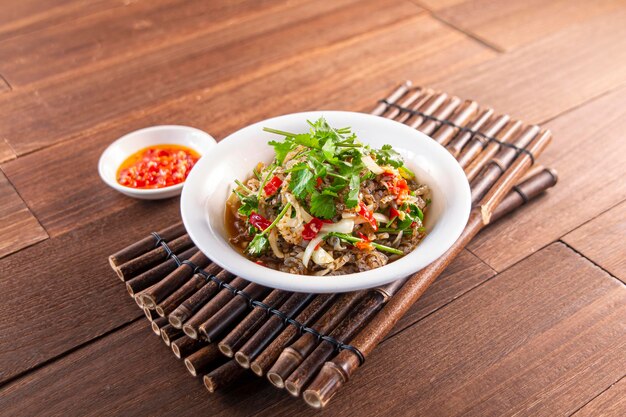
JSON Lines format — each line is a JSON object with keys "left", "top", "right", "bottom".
{"left": 321, "top": 138, "right": 337, "bottom": 163}
{"left": 310, "top": 192, "right": 336, "bottom": 219}
{"left": 269, "top": 140, "right": 295, "bottom": 164}
{"left": 246, "top": 234, "right": 269, "bottom": 256}
{"left": 289, "top": 164, "right": 315, "bottom": 199}
{"left": 237, "top": 194, "right": 258, "bottom": 216}
{"left": 345, "top": 173, "right": 360, "bottom": 208}
{"left": 293, "top": 133, "right": 319, "bottom": 149}
{"left": 374, "top": 144, "right": 403, "bottom": 168}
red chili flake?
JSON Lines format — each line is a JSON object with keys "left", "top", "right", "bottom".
{"left": 302, "top": 218, "right": 324, "bottom": 240}
{"left": 249, "top": 212, "right": 272, "bottom": 231}
{"left": 356, "top": 231, "right": 370, "bottom": 242}
{"left": 316, "top": 177, "right": 323, "bottom": 187}
{"left": 314, "top": 241, "right": 323, "bottom": 250}
{"left": 263, "top": 175, "right": 283, "bottom": 197}
{"left": 389, "top": 207, "right": 401, "bottom": 219}
{"left": 355, "top": 241, "right": 373, "bottom": 251}
{"left": 357, "top": 201, "right": 378, "bottom": 231}
{"left": 255, "top": 260, "right": 265, "bottom": 266}
{"left": 117, "top": 145, "right": 199, "bottom": 189}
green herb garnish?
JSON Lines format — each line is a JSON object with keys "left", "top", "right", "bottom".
{"left": 246, "top": 202, "right": 292, "bottom": 256}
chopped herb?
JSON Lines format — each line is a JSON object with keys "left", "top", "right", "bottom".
{"left": 246, "top": 203, "right": 292, "bottom": 256}
{"left": 289, "top": 164, "right": 315, "bottom": 199}
{"left": 310, "top": 192, "right": 336, "bottom": 219}
{"left": 374, "top": 144, "right": 403, "bottom": 168}
{"left": 326, "top": 232, "right": 403, "bottom": 255}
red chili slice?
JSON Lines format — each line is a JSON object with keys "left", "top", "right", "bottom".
{"left": 389, "top": 207, "right": 401, "bottom": 219}
{"left": 263, "top": 175, "right": 283, "bottom": 197}
{"left": 356, "top": 231, "right": 370, "bottom": 241}
{"left": 357, "top": 201, "right": 378, "bottom": 231}
{"left": 302, "top": 218, "right": 324, "bottom": 240}
{"left": 249, "top": 212, "right": 272, "bottom": 231}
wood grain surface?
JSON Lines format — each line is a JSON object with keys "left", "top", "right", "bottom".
{"left": 0, "top": 171, "right": 47, "bottom": 259}
{"left": 563, "top": 201, "right": 626, "bottom": 282}
{"left": 468, "top": 85, "right": 626, "bottom": 272}
{"left": 573, "top": 377, "right": 626, "bottom": 417}
{"left": 418, "top": 0, "right": 626, "bottom": 51}
{"left": 0, "top": 0, "right": 624, "bottom": 415}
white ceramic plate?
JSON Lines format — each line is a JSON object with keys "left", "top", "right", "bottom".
{"left": 181, "top": 111, "right": 470, "bottom": 293}
{"left": 98, "top": 125, "right": 217, "bottom": 199}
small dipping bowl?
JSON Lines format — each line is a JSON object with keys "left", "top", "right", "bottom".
{"left": 98, "top": 125, "right": 217, "bottom": 199}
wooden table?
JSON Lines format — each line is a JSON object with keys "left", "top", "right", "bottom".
{"left": 1, "top": 1, "right": 625, "bottom": 415}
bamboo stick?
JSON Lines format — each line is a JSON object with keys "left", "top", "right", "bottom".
{"left": 182, "top": 276, "right": 248, "bottom": 339}
{"left": 464, "top": 120, "right": 523, "bottom": 181}
{"left": 491, "top": 167, "right": 558, "bottom": 221}
{"left": 198, "top": 283, "right": 271, "bottom": 342}
{"left": 407, "top": 92, "right": 447, "bottom": 129}
{"left": 266, "top": 291, "right": 366, "bottom": 388}
{"left": 218, "top": 289, "right": 291, "bottom": 357}
{"left": 143, "top": 306, "right": 159, "bottom": 321}
{"left": 285, "top": 279, "right": 407, "bottom": 397}
{"left": 457, "top": 114, "right": 510, "bottom": 168}
{"left": 235, "top": 293, "right": 316, "bottom": 369}
{"left": 160, "top": 324, "right": 184, "bottom": 346}
{"left": 171, "top": 335, "right": 206, "bottom": 359}
{"left": 371, "top": 81, "right": 412, "bottom": 116}
{"left": 151, "top": 317, "right": 169, "bottom": 336}
{"left": 126, "top": 247, "right": 198, "bottom": 296}
{"left": 431, "top": 100, "right": 478, "bottom": 145}
{"left": 114, "top": 234, "right": 194, "bottom": 280}
{"left": 249, "top": 294, "right": 336, "bottom": 377}
{"left": 303, "top": 131, "right": 552, "bottom": 409}
{"left": 382, "top": 88, "right": 422, "bottom": 121}
{"left": 138, "top": 251, "right": 211, "bottom": 309}
{"left": 184, "top": 344, "right": 223, "bottom": 377}
{"left": 109, "top": 222, "right": 186, "bottom": 270}
{"left": 470, "top": 126, "right": 542, "bottom": 204}
{"left": 155, "top": 273, "right": 206, "bottom": 317}
{"left": 446, "top": 108, "right": 494, "bottom": 157}
{"left": 417, "top": 96, "right": 462, "bottom": 136}
{"left": 168, "top": 269, "right": 235, "bottom": 328}
{"left": 203, "top": 360, "right": 247, "bottom": 393}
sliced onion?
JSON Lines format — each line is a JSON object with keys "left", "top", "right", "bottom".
{"left": 286, "top": 193, "right": 313, "bottom": 223}
{"left": 268, "top": 229, "right": 284, "bottom": 259}
{"left": 362, "top": 155, "right": 384, "bottom": 175}
{"left": 302, "top": 234, "right": 325, "bottom": 268}
{"left": 321, "top": 219, "right": 354, "bottom": 234}
{"left": 312, "top": 247, "right": 334, "bottom": 266}
{"left": 373, "top": 212, "right": 389, "bottom": 223}
{"left": 392, "top": 230, "right": 403, "bottom": 247}
{"left": 341, "top": 212, "right": 357, "bottom": 219}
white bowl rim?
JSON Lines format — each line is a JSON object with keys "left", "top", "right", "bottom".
{"left": 181, "top": 111, "right": 471, "bottom": 293}
{"left": 98, "top": 125, "right": 216, "bottom": 196}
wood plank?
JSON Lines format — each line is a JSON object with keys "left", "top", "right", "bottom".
{"left": 2, "top": 14, "right": 494, "bottom": 236}
{"left": 0, "top": 139, "right": 16, "bottom": 163}
{"left": 0, "top": 199, "right": 180, "bottom": 384}
{"left": 0, "top": 0, "right": 127, "bottom": 42}
{"left": 431, "top": 7, "right": 626, "bottom": 123}
{"left": 259, "top": 243, "right": 626, "bottom": 416}
{"left": 563, "top": 201, "right": 626, "bottom": 282}
{"left": 573, "top": 377, "right": 626, "bottom": 417}
{"left": 0, "top": 244, "right": 493, "bottom": 413}
{"left": 0, "top": 170, "right": 47, "bottom": 259}
{"left": 0, "top": 0, "right": 422, "bottom": 155}
{"left": 420, "top": 0, "right": 626, "bottom": 51}
{"left": 0, "top": 0, "right": 323, "bottom": 86}
{"left": 468, "top": 85, "right": 626, "bottom": 272}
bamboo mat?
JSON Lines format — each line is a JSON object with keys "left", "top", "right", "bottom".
{"left": 107, "top": 82, "right": 558, "bottom": 409}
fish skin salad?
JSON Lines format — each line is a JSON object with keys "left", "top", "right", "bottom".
{"left": 225, "top": 117, "right": 431, "bottom": 276}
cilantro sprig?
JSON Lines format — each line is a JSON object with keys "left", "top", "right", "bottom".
{"left": 246, "top": 202, "right": 292, "bottom": 256}
{"left": 325, "top": 232, "right": 403, "bottom": 255}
